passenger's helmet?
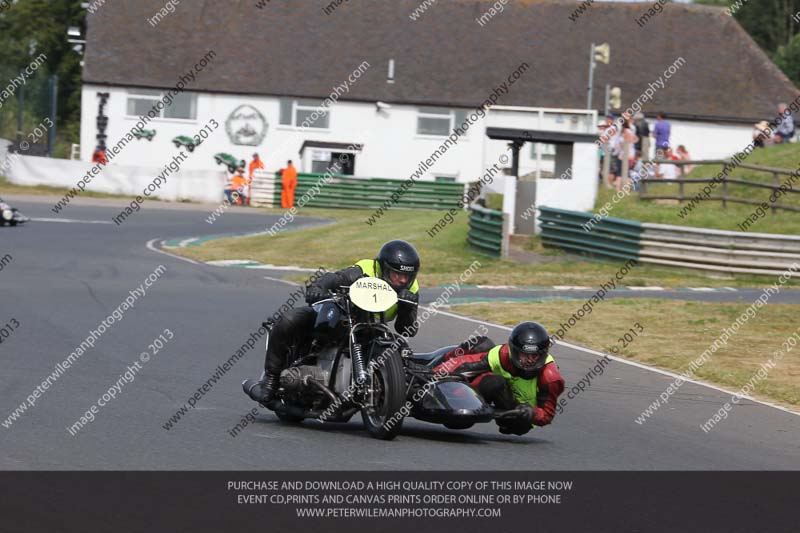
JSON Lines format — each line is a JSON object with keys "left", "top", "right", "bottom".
{"left": 508, "top": 322, "right": 552, "bottom": 379}
{"left": 376, "top": 240, "right": 420, "bottom": 291}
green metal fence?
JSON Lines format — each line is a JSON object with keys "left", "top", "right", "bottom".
{"left": 538, "top": 207, "right": 642, "bottom": 262}
{"left": 538, "top": 206, "right": 800, "bottom": 276}
{"left": 272, "top": 172, "right": 465, "bottom": 210}
{"left": 468, "top": 204, "right": 507, "bottom": 257}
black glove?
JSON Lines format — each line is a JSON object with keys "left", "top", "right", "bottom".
{"left": 496, "top": 404, "right": 536, "bottom": 436}
{"left": 497, "top": 404, "right": 535, "bottom": 423}
{"left": 398, "top": 289, "right": 418, "bottom": 305}
{"left": 305, "top": 285, "right": 330, "bottom": 305}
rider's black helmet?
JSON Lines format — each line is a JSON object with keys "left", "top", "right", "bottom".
{"left": 508, "top": 322, "right": 552, "bottom": 379}
{"left": 376, "top": 240, "right": 420, "bottom": 291}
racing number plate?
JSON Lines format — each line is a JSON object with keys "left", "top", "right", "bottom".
{"left": 349, "top": 277, "right": 397, "bottom": 313}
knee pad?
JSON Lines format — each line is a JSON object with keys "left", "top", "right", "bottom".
{"left": 477, "top": 374, "right": 515, "bottom": 409}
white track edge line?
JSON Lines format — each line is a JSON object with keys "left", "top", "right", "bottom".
{"left": 427, "top": 307, "right": 800, "bottom": 417}
{"left": 146, "top": 238, "right": 201, "bottom": 265}
{"left": 263, "top": 276, "right": 301, "bottom": 287}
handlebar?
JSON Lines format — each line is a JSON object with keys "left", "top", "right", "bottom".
{"left": 312, "top": 295, "right": 417, "bottom": 307}
{"left": 311, "top": 285, "right": 417, "bottom": 307}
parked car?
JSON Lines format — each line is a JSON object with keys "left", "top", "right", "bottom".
{"left": 133, "top": 128, "right": 156, "bottom": 141}
{"left": 214, "top": 153, "right": 246, "bottom": 173}
{"left": 172, "top": 135, "right": 201, "bottom": 152}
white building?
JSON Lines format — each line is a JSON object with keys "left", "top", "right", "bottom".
{"left": 79, "top": 82, "right": 599, "bottom": 184}
{"left": 78, "top": 0, "right": 798, "bottom": 195}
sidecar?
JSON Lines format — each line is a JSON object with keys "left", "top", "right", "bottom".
{"left": 404, "top": 346, "right": 495, "bottom": 430}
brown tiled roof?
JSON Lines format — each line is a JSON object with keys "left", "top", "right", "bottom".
{"left": 83, "top": 0, "right": 799, "bottom": 123}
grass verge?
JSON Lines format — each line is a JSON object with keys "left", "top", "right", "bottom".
{"left": 170, "top": 207, "right": 798, "bottom": 288}
{"left": 450, "top": 298, "right": 800, "bottom": 407}
{"left": 599, "top": 143, "right": 800, "bottom": 234}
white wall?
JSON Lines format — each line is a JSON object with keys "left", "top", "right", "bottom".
{"left": 659, "top": 119, "right": 753, "bottom": 160}
{"left": 80, "top": 84, "right": 485, "bottom": 183}
{"left": 533, "top": 142, "right": 598, "bottom": 233}
{"left": 7, "top": 152, "right": 225, "bottom": 203}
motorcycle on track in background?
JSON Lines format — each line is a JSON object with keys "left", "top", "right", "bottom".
{"left": 0, "top": 198, "right": 28, "bottom": 227}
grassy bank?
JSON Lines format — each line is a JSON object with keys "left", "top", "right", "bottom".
{"left": 451, "top": 298, "right": 800, "bottom": 407}
{"left": 597, "top": 143, "right": 800, "bottom": 234}
{"left": 171, "top": 206, "right": 797, "bottom": 288}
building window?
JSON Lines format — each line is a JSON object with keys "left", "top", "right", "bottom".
{"left": 530, "top": 143, "right": 556, "bottom": 161}
{"left": 164, "top": 92, "right": 196, "bottom": 119}
{"left": 279, "top": 98, "right": 329, "bottom": 129}
{"left": 417, "top": 107, "right": 468, "bottom": 137}
{"left": 126, "top": 89, "right": 197, "bottom": 120}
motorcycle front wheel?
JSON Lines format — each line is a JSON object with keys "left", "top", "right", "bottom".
{"left": 361, "top": 349, "right": 406, "bottom": 440}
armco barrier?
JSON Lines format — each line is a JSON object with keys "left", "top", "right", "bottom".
{"left": 468, "top": 204, "right": 508, "bottom": 257}
{"left": 538, "top": 206, "right": 800, "bottom": 276}
{"left": 250, "top": 171, "right": 465, "bottom": 210}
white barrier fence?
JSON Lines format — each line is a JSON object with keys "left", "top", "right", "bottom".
{"left": 5, "top": 153, "right": 227, "bottom": 204}
{"left": 250, "top": 169, "right": 277, "bottom": 207}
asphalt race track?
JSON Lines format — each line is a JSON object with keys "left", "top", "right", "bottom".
{"left": 1, "top": 197, "right": 799, "bottom": 470}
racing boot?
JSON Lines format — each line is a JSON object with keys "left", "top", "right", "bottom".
{"left": 242, "top": 370, "right": 279, "bottom": 405}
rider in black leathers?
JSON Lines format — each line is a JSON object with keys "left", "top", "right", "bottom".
{"left": 242, "top": 240, "right": 421, "bottom": 404}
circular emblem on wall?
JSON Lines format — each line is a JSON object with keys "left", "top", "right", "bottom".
{"left": 225, "top": 104, "right": 268, "bottom": 146}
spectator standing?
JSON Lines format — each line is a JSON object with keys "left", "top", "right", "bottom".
{"left": 652, "top": 112, "right": 671, "bottom": 179}
{"left": 616, "top": 115, "right": 638, "bottom": 192}
{"left": 606, "top": 122, "right": 623, "bottom": 189}
{"left": 280, "top": 159, "right": 298, "bottom": 209}
{"left": 652, "top": 112, "right": 671, "bottom": 155}
{"left": 774, "top": 103, "right": 795, "bottom": 143}
{"left": 598, "top": 115, "right": 616, "bottom": 183}
{"left": 634, "top": 112, "right": 650, "bottom": 159}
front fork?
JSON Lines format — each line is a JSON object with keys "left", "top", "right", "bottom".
{"left": 349, "top": 331, "right": 396, "bottom": 408}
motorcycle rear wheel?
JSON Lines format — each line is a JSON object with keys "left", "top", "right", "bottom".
{"left": 361, "top": 350, "right": 406, "bottom": 440}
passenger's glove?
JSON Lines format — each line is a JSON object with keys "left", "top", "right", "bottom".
{"left": 398, "top": 289, "right": 418, "bottom": 305}
{"left": 497, "top": 404, "right": 535, "bottom": 423}
{"left": 305, "top": 285, "right": 330, "bottom": 305}
{"left": 496, "top": 404, "right": 536, "bottom": 435}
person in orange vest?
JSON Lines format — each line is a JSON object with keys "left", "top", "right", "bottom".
{"left": 248, "top": 153, "right": 264, "bottom": 182}
{"left": 280, "top": 159, "right": 297, "bottom": 209}
{"left": 229, "top": 166, "right": 249, "bottom": 206}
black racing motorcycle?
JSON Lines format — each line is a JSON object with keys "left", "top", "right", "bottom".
{"left": 263, "top": 277, "right": 410, "bottom": 440}
{"left": 264, "top": 276, "right": 495, "bottom": 439}
{"left": 0, "top": 198, "right": 28, "bottom": 226}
